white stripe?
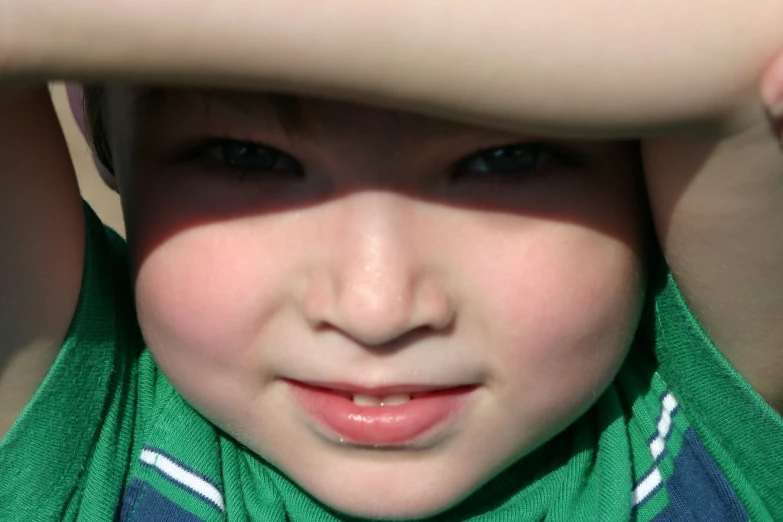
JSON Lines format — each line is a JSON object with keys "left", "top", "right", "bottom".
{"left": 662, "top": 392, "right": 678, "bottom": 414}
{"left": 631, "top": 392, "right": 680, "bottom": 508}
{"left": 140, "top": 448, "right": 157, "bottom": 465}
{"left": 139, "top": 449, "right": 225, "bottom": 511}
{"left": 649, "top": 437, "right": 666, "bottom": 460}
{"left": 632, "top": 467, "right": 662, "bottom": 506}
{"left": 650, "top": 393, "right": 678, "bottom": 460}
{"left": 657, "top": 409, "right": 672, "bottom": 440}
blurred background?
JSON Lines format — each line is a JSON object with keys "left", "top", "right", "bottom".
{"left": 51, "top": 83, "right": 125, "bottom": 236}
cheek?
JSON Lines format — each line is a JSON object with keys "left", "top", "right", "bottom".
{"left": 469, "top": 223, "right": 643, "bottom": 427}
{"left": 132, "top": 217, "right": 292, "bottom": 380}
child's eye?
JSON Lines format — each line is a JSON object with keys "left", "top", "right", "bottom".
{"left": 204, "top": 140, "right": 304, "bottom": 175}
{"left": 453, "top": 143, "right": 572, "bottom": 180}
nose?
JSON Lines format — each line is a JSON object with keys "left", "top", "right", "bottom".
{"left": 301, "top": 193, "right": 454, "bottom": 347}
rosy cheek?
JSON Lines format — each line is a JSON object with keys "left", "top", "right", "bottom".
{"left": 474, "top": 229, "right": 641, "bottom": 402}
{"left": 134, "top": 225, "right": 284, "bottom": 370}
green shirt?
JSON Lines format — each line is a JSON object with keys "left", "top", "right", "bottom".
{"left": 1, "top": 204, "right": 781, "bottom": 521}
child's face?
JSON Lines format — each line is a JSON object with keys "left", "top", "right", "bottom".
{"left": 108, "top": 88, "right": 646, "bottom": 519}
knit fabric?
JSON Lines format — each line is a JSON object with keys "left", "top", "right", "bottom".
{"left": 0, "top": 204, "right": 780, "bottom": 521}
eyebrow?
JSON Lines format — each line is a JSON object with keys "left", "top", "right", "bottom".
{"left": 130, "top": 87, "right": 530, "bottom": 148}
{"left": 132, "top": 88, "right": 305, "bottom": 133}
{"left": 132, "top": 87, "right": 167, "bottom": 114}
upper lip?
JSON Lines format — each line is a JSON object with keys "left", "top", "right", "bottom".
{"left": 284, "top": 379, "right": 477, "bottom": 397}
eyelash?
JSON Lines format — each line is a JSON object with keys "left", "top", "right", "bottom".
{"left": 176, "top": 139, "right": 304, "bottom": 181}
{"left": 452, "top": 143, "right": 581, "bottom": 181}
{"left": 176, "top": 139, "right": 580, "bottom": 183}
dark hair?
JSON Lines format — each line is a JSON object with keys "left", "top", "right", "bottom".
{"left": 82, "top": 85, "right": 114, "bottom": 173}
{"left": 81, "top": 86, "right": 302, "bottom": 175}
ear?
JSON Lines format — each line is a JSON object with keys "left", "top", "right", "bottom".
{"left": 65, "top": 83, "right": 118, "bottom": 192}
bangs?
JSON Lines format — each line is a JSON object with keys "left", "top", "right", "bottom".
{"left": 81, "top": 86, "right": 303, "bottom": 174}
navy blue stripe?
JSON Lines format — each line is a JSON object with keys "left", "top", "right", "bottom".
{"left": 117, "top": 479, "right": 209, "bottom": 522}
{"left": 651, "top": 428, "right": 748, "bottom": 521}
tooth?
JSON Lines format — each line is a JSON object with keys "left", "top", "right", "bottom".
{"left": 353, "top": 394, "right": 382, "bottom": 407}
{"left": 380, "top": 394, "right": 411, "bottom": 406}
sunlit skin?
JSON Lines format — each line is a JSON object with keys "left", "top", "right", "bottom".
{"left": 103, "top": 88, "right": 647, "bottom": 519}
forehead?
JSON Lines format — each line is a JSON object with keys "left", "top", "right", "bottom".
{"left": 124, "top": 87, "right": 525, "bottom": 145}
{"left": 106, "top": 87, "right": 640, "bottom": 179}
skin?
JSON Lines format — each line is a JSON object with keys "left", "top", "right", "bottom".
{"left": 100, "top": 88, "right": 646, "bottom": 518}
{"left": 3, "top": 0, "right": 781, "bottom": 134}
{"left": 0, "top": 88, "right": 84, "bottom": 437}
{"left": 1, "top": 0, "right": 782, "bottom": 517}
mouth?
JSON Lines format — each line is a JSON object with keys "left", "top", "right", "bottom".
{"left": 285, "top": 380, "right": 478, "bottom": 447}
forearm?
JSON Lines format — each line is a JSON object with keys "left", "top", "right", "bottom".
{"left": 0, "top": 87, "right": 84, "bottom": 438}
{"left": 3, "top": 0, "right": 782, "bottom": 135}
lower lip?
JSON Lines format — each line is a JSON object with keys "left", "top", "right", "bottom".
{"left": 287, "top": 381, "right": 476, "bottom": 446}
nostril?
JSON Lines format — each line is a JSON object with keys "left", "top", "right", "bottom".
{"left": 332, "top": 301, "right": 422, "bottom": 347}
{"left": 418, "top": 281, "right": 456, "bottom": 330}
{"left": 299, "top": 275, "right": 336, "bottom": 330}
{"left": 299, "top": 268, "right": 454, "bottom": 347}
{"left": 312, "top": 294, "right": 454, "bottom": 349}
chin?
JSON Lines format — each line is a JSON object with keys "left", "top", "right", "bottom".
{"left": 314, "top": 483, "right": 463, "bottom": 520}
{"left": 284, "top": 455, "right": 487, "bottom": 520}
